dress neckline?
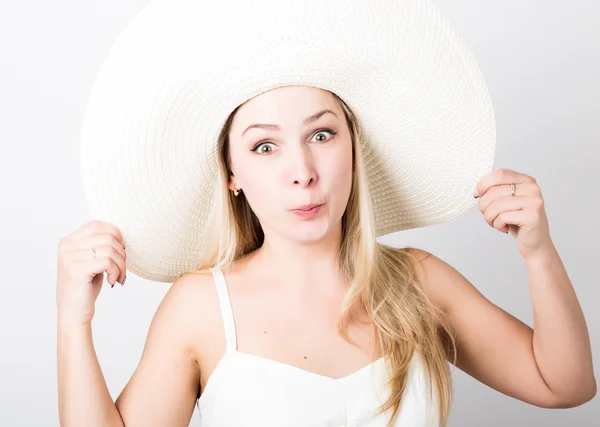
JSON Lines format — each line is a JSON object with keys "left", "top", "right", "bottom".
{"left": 199, "top": 350, "right": 388, "bottom": 406}
{"left": 234, "top": 349, "right": 386, "bottom": 384}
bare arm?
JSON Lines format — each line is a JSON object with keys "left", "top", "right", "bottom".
{"left": 526, "top": 244, "right": 596, "bottom": 402}
{"left": 57, "top": 275, "right": 202, "bottom": 427}
{"left": 114, "top": 275, "right": 201, "bottom": 425}
{"left": 410, "top": 247, "right": 596, "bottom": 408}
{"left": 57, "top": 321, "right": 125, "bottom": 427}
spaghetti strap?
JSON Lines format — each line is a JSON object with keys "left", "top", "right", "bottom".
{"left": 209, "top": 267, "right": 237, "bottom": 351}
{"left": 198, "top": 268, "right": 433, "bottom": 426}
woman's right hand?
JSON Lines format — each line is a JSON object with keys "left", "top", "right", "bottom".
{"left": 56, "top": 220, "right": 128, "bottom": 328}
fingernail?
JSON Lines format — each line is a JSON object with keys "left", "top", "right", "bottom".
{"left": 122, "top": 275, "right": 126, "bottom": 286}
{"left": 111, "top": 283, "right": 114, "bottom": 288}
{"left": 474, "top": 191, "right": 479, "bottom": 198}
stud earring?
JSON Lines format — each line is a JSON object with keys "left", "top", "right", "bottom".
{"left": 233, "top": 185, "right": 240, "bottom": 197}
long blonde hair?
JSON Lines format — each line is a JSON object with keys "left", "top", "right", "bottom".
{"left": 195, "top": 88, "right": 457, "bottom": 427}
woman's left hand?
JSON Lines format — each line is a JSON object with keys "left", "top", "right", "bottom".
{"left": 475, "top": 168, "right": 553, "bottom": 261}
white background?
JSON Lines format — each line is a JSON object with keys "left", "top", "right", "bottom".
{"left": 0, "top": 0, "right": 598, "bottom": 425}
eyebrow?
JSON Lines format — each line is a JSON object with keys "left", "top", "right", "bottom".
{"left": 241, "top": 109, "right": 338, "bottom": 137}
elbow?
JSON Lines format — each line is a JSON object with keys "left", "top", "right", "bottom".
{"left": 545, "top": 377, "right": 597, "bottom": 408}
{"left": 579, "top": 377, "right": 598, "bottom": 405}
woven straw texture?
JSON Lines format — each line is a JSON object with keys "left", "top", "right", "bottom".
{"left": 80, "top": 0, "right": 496, "bottom": 282}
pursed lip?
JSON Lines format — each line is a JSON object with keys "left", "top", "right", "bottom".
{"left": 290, "top": 203, "right": 324, "bottom": 211}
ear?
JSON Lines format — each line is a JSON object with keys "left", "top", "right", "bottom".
{"left": 227, "top": 174, "right": 238, "bottom": 191}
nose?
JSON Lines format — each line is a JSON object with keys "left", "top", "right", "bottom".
{"left": 289, "top": 143, "right": 317, "bottom": 187}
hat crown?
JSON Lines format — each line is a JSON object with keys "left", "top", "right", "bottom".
{"left": 81, "top": 0, "right": 495, "bottom": 282}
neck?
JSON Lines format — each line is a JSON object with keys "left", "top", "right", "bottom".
{"left": 249, "top": 223, "right": 345, "bottom": 293}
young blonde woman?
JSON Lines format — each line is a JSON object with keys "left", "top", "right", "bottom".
{"left": 57, "top": 2, "right": 595, "bottom": 427}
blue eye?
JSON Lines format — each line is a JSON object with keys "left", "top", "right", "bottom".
{"left": 250, "top": 128, "right": 337, "bottom": 154}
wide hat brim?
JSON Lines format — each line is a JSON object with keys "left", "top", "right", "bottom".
{"left": 80, "top": 0, "right": 496, "bottom": 283}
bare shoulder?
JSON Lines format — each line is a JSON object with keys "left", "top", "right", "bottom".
{"left": 114, "top": 270, "right": 221, "bottom": 425}
{"left": 124, "top": 268, "right": 222, "bottom": 369}
{"left": 402, "top": 247, "right": 583, "bottom": 408}
{"left": 167, "top": 269, "right": 217, "bottom": 307}
{"left": 405, "top": 247, "right": 475, "bottom": 315}
{"left": 165, "top": 269, "right": 222, "bottom": 348}
{"left": 136, "top": 269, "right": 224, "bottom": 368}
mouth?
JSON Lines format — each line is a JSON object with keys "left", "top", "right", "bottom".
{"left": 289, "top": 203, "right": 325, "bottom": 218}
{"left": 290, "top": 203, "right": 324, "bottom": 212}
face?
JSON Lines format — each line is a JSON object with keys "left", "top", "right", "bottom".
{"left": 227, "top": 85, "right": 353, "bottom": 244}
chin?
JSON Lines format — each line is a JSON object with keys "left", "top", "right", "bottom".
{"left": 286, "top": 218, "right": 335, "bottom": 243}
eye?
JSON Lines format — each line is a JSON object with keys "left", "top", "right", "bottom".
{"left": 250, "top": 128, "right": 337, "bottom": 154}
{"left": 312, "top": 128, "right": 336, "bottom": 143}
{"left": 250, "top": 141, "right": 275, "bottom": 154}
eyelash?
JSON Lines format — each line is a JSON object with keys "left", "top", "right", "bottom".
{"left": 250, "top": 128, "right": 337, "bottom": 153}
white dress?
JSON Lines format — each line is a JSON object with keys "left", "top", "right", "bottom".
{"left": 195, "top": 268, "right": 439, "bottom": 427}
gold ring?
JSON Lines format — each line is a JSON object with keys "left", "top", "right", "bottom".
{"left": 510, "top": 183, "right": 516, "bottom": 196}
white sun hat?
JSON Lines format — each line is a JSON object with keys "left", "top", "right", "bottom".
{"left": 80, "top": 0, "right": 496, "bottom": 283}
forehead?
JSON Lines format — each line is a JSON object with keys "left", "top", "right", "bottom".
{"left": 230, "top": 85, "right": 340, "bottom": 132}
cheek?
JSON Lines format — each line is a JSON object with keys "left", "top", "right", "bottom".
{"left": 237, "top": 168, "right": 278, "bottom": 212}
{"left": 329, "top": 144, "right": 353, "bottom": 191}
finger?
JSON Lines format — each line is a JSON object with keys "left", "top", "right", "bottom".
{"left": 492, "top": 210, "right": 529, "bottom": 233}
{"left": 71, "top": 220, "right": 125, "bottom": 248}
{"left": 491, "top": 211, "right": 510, "bottom": 232}
{"left": 83, "top": 255, "right": 121, "bottom": 286}
{"left": 94, "top": 245, "right": 126, "bottom": 284}
{"left": 77, "top": 246, "right": 126, "bottom": 285}
{"left": 61, "top": 234, "right": 127, "bottom": 282}
{"left": 483, "top": 196, "right": 525, "bottom": 228}
{"left": 85, "top": 233, "right": 127, "bottom": 265}
{"left": 478, "top": 182, "right": 537, "bottom": 214}
{"left": 476, "top": 168, "right": 532, "bottom": 199}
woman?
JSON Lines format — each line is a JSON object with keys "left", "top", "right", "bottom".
{"left": 56, "top": 1, "right": 595, "bottom": 427}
